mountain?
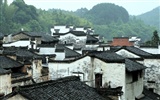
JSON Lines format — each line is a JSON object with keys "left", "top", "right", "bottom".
{"left": 74, "top": 3, "right": 156, "bottom": 42}
{"left": 75, "top": 3, "right": 129, "bottom": 25}
{"left": 136, "top": 6, "right": 160, "bottom": 31}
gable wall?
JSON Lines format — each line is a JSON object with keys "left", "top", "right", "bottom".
{"left": 0, "top": 74, "right": 11, "bottom": 95}
{"left": 144, "top": 59, "right": 160, "bottom": 94}
{"left": 116, "top": 49, "right": 141, "bottom": 58}
{"left": 48, "top": 56, "right": 91, "bottom": 82}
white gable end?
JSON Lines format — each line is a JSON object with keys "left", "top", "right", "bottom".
{"left": 116, "top": 49, "right": 141, "bottom": 58}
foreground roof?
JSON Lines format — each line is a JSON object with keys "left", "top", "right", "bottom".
{"left": 3, "top": 76, "right": 109, "bottom": 100}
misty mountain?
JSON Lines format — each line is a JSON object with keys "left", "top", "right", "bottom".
{"left": 136, "top": 6, "right": 160, "bottom": 31}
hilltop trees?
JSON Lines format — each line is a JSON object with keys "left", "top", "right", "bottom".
{"left": 145, "top": 30, "right": 159, "bottom": 46}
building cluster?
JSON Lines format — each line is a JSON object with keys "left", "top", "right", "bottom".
{"left": 0, "top": 25, "right": 160, "bottom": 100}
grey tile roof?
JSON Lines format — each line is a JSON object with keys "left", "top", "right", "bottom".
{"left": 3, "top": 47, "right": 41, "bottom": 60}
{"left": 137, "top": 88, "right": 160, "bottom": 100}
{"left": 0, "top": 56, "right": 23, "bottom": 69}
{"left": 6, "top": 76, "right": 108, "bottom": 100}
{"left": 115, "top": 46, "right": 153, "bottom": 58}
{"left": 65, "top": 47, "right": 81, "bottom": 58}
{"left": 86, "top": 35, "right": 99, "bottom": 43}
{"left": 90, "top": 51, "right": 125, "bottom": 63}
{"left": 69, "top": 31, "right": 86, "bottom": 36}
{"left": 40, "top": 34, "right": 59, "bottom": 42}
{"left": 0, "top": 67, "right": 11, "bottom": 75}
{"left": 55, "top": 44, "right": 65, "bottom": 52}
{"left": 125, "top": 59, "right": 146, "bottom": 72}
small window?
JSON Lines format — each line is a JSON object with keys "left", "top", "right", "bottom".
{"left": 132, "top": 72, "right": 138, "bottom": 82}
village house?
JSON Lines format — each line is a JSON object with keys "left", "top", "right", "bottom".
{"left": 115, "top": 46, "right": 160, "bottom": 95}
{"left": 0, "top": 55, "right": 33, "bottom": 96}
{"left": 3, "top": 47, "right": 45, "bottom": 83}
{"left": 48, "top": 51, "right": 146, "bottom": 100}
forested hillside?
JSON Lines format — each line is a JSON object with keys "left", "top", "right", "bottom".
{"left": 0, "top": 0, "right": 92, "bottom": 34}
{"left": 74, "top": 3, "right": 157, "bottom": 41}
{"left": 0, "top": 0, "right": 158, "bottom": 42}
{"left": 136, "top": 6, "right": 160, "bottom": 31}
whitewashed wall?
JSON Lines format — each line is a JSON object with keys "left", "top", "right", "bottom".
{"left": 38, "top": 47, "right": 55, "bottom": 54}
{"left": 140, "top": 47, "right": 158, "bottom": 54}
{"left": 48, "top": 56, "right": 91, "bottom": 81}
{"left": 3, "top": 40, "right": 31, "bottom": 47}
{"left": 116, "top": 49, "right": 141, "bottom": 58}
{"left": 32, "top": 60, "right": 42, "bottom": 83}
{"left": 93, "top": 58, "right": 126, "bottom": 100}
{"left": 0, "top": 74, "right": 12, "bottom": 95}
{"left": 125, "top": 72, "right": 144, "bottom": 100}
{"left": 51, "top": 26, "right": 70, "bottom": 35}
{"left": 59, "top": 33, "right": 87, "bottom": 42}
{"left": 144, "top": 59, "right": 160, "bottom": 94}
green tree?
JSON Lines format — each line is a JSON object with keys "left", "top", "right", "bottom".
{"left": 151, "top": 30, "right": 159, "bottom": 46}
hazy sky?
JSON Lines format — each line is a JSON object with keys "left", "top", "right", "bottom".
{"left": 9, "top": 0, "right": 160, "bottom": 15}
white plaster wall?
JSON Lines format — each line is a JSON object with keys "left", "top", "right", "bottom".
{"left": 54, "top": 53, "right": 65, "bottom": 60}
{"left": 140, "top": 48, "right": 158, "bottom": 54}
{"left": 116, "top": 49, "right": 141, "bottom": 58}
{"left": 3, "top": 40, "right": 30, "bottom": 47}
{"left": 85, "top": 44, "right": 99, "bottom": 48}
{"left": 51, "top": 26, "right": 70, "bottom": 34}
{"left": 66, "top": 45, "right": 73, "bottom": 50}
{"left": 59, "top": 33, "right": 87, "bottom": 42}
{"left": 75, "top": 50, "right": 82, "bottom": 54}
{"left": 125, "top": 72, "right": 143, "bottom": 100}
{"left": 144, "top": 59, "right": 160, "bottom": 94}
{"left": 74, "top": 27, "right": 86, "bottom": 33}
{"left": 39, "top": 47, "right": 55, "bottom": 54}
{"left": 0, "top": 74, "right": 12, "bottom": 95}
{"left": 48, "top": 56, "right": 91, "bottom": 81}
{"left": 93, "top": 58, "right": 126, "bottom": 100}
{"left": 59, "top": 33, "right": 76, "bottom": 41}
{"left": 32, "top": 60, "right": 42, "bottom": 82}
{"left": 8, "top": 94, "right": 27, "bottom": 100}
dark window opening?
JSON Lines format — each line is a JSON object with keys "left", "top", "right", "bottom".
{"left": 148, "top": 88, "right": 154, "bottom": 92}
{"left": 95, "top": 73, "right": 102, "bottom": 88}
{"left": 132, "top": 71, "right": 138, "bottom": 82}
{"left": 12, "top": 87, "right": 16, "bottom": 91}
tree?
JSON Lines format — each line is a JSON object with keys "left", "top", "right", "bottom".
{"left": 151, "top": 30, "right": 159, "bottom": 46}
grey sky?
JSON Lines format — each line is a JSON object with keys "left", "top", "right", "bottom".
{"left": 9, "top": 0, "right": 160, "bottom": 15}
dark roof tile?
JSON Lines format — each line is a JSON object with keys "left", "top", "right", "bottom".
{"left": 115, "top": 46, "right": 153, "bottom": 58}
{"left": 8, "top": 76, "right": 108, "bottom": 100}
{"left": 65, "top": 47, "right": 81, "bottom": 58}
{"left": 125, "top": 59, "right": 146, "bottom": 72}
{"left": 0, "top": 56, "right": 23, "bottom": 69}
